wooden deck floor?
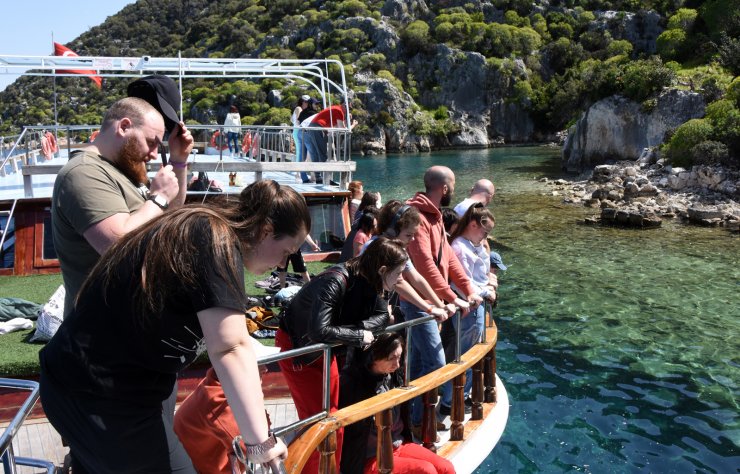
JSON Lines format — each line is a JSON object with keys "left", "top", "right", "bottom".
{"left": 1, "top": 397, "right": 298, "bottom": 473}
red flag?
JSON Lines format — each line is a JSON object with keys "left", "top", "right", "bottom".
{"left": 53, "top": 42, "right": 102, "bottom": 89}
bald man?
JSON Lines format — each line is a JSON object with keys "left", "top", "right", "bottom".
{"left": 402, "top": 165, "right": 483, "bottom": 436}
{"left": 453, "top": 178, "right": 495, "bottom": 217}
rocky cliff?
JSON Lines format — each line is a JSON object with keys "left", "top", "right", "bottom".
{"left": 562, "top": 89, "right": 706, "bottom": 172}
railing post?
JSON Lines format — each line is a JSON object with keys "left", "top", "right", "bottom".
{"left": 471, "top": 360, "right": 484, "bottom": 420}
{"left": 454, "top": 310, "right": 462, "bottom": 363}
{"left": 403, "top": 326, "right": 412, "bottom": 388}
{"left": 450, "top": 373, "right": 465, "bottom": 440}
{"left": 484, "top": 348, "right": 497, "bottom": 404}
{"left": 376, "top": 408, "right": 394, "bottom": 474}
{"left": 322, "top": 347, "right": 332, "bottom": 414}
{"left": 318, "top": 430, "right": 337, "bottom": 474}
{"left": 421, "top": 389, "right": 437, "bottom": 452}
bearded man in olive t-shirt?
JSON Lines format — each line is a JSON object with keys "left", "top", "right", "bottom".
{"left": 52, "top": 93, "right": 193, "bottom": 317}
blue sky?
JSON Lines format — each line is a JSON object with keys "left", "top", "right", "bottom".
{"left": 0, "top": 0, "right": 135, "bottom": 91}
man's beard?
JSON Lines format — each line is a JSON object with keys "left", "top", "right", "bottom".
{"left": 440, "top": 190, "right": 453, "bottom": 207}
{"left": 116, "top": 136, "right": 149, "bottom": 185}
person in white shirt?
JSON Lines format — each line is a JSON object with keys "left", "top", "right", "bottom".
{"left": 453, "top": 178, "right": 495, "bottom": 217}
{"left": 223, "top": 105, "right": 241, "bottom": 157}
{"left": 438, "top": 202, "right": 497, "bottom": 416}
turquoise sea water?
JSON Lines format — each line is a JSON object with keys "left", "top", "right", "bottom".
{"left": 353, "top": 147, "right": 739, "bottom": 473}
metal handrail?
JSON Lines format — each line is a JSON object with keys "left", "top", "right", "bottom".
{"left": 0, "top": 379, "right": 55, "bottom": 474}
{"left": 282, "top": 304, "right": 499, "bottom": 473}
{"left": 259, "top": 306, "right": 475, "bottom": 439}
{"left": 0, "top": 199, "right": 17, "bottom": 257}
{"left": 0, "top": 129, "right": 28, "bottom": 175}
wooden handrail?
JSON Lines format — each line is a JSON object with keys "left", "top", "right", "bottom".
{"left": 283, "top": 323, "right": 498, "bottom": 473}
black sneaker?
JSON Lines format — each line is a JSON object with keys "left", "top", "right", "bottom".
{"left": 329, "top": 179, "right": 340, "bottom": 186}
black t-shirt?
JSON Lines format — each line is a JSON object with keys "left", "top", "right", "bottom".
{"left": 40, "top": 217, "right": 247, "bottom": 405}
{"left": 297, "top": 108, "right": 317, "bottom": 124}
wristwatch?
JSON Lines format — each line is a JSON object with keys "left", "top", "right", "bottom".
{"left": 147, "top": 193, "right": 169, "bottom": 210}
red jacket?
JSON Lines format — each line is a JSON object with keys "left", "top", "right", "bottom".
{"left": 311, "top": 105, "right": 346, "bottom": 128}
{"left": 405, "top": 192, "right": 474, "bottom": 303}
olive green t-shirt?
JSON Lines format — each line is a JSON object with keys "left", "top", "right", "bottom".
{"left": 51, "top": 149, "right": 147, "bottom": 317}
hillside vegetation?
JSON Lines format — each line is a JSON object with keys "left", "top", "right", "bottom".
{"left": 0, "top": 0, "right": 737, "bottom": 167}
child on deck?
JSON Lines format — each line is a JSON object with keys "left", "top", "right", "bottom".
{"left": 438, "top": 203, "right": 496, "bottom": 416}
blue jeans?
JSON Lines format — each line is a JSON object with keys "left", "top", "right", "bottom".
{"left": 292, "top": 128, "right": 310, "bottom": 182}
{"left": 226, "top": 131, "right": 239, "bottom": 153}
{"left": 400, "top": 300, "right": 446, "bottom": 426}
{"left": 303, "top": 126, "right": 328, "bottom": 183}
{"left": 439, "top": 303, "right": 484, "bottom": 408}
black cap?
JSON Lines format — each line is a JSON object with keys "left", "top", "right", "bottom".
{"left": 127, "top": 75, "right": 181, "bottom": 133}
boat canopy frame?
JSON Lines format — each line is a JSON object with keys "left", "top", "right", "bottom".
{"left": 0, "top": 53, "right": 352, "bottom": 130}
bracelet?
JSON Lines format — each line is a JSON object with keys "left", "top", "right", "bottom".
{"left": 170, "top": 160, "right": 188, "bottom": 169}
{"left": 427, "top": 305, "right": 434, "bottom": 314}
{"left": 245, "top": 432, "right": 279, "bottom": 462}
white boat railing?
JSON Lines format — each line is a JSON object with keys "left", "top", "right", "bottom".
{"left": 0, "top": 379, "right": 56, "bottom": 474}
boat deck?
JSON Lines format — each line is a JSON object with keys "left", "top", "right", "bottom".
{"left": 0, "top": 397, "right": 298, "bottom": 474}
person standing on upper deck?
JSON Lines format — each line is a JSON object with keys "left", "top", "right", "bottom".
{"left": 223, "top": 105, "right": 241, "bottom": 157}
{"left": 402, "top": 166, "right": 483, "bottom": 435}
{"left": 301, "top": 103, "right": 358, "bottom": 184}
{"left": 291, "top": 95, "right": 312, "bottom": 183}
{"left": 52, "top": 75, "right": 194, "bottom": 319}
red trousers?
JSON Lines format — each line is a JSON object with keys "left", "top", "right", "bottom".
{"left": 276, "top": 329, "right": 343, "bottom": 474}
{"left": 363, "top": 442, "right": 456, "bottom": 474}
{"left": 173, "top": 368, "right": 238, "bottom": 474}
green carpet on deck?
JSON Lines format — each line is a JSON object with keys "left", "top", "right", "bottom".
{"left": 0, "top": 261, "right": 332, "bottom": 377}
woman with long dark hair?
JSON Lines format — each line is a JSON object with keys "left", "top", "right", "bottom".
{"left": 276, "top": 237, "right": 408, "bottom": 474}
{"left": 40, "top": 180, "right": 310, "bottom": 473}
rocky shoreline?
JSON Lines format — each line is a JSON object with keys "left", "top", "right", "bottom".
{"left": 541, "top": 160, "right": 740, "bottom": 232}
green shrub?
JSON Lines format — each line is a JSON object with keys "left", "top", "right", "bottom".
{"left": 433, "top": 105, "right": 449, "bottom": 120}
{"left": 257, "top": 107, "right": 291, "bottom": 126}
{"left": 714, "top": 33, "right": 740, "bottom": 76}
{"left": 657, "top": 29, "right": 687, "bottom": 60}
{"left": 512, "top": 80, "right": 533, "bottom": 105}
{"left": 377, "top": 111, "right": 395, "bottom": 126}
{"left": 335, "top": 0, "right": 369, "bottom": 17}
{"left": 504, "top": 10, "right": 529, "bottom": 27}
{"left": 621, "top": 58, "right": 675, "bottom": 102}
{"left": 548, "top": 22, "right": 573, "bottom": 40}
{"left": 295, "top": 38, "right": 316, "bottom": 57}
{"left": 667, "top": 118, "right": 714, "bottom": 167}
{"left": 726, "top": 77, "right": 740, "bottom": 105}
{"left": 667, "top": 8, "right": 698, "bottom": 31}
{"left": 401, "top": 20, "right": 431, "bottom": 54}
{"left": 704, "top": 99, "right": 740, "bottom": 157}
{"left": 691, "top": 140, "right": 730, "bottom": 166}
{"left": 377, "top": 70, "right": 404, "bottom": 91}
{"left": 606, "top": 39, "right": 633, "bottom": 58}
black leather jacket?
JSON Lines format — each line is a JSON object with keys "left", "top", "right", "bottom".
{"left": 280, "top": 264, "right": 389, "bottom": 363}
